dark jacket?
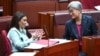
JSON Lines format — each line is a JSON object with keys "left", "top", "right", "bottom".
{"left": 63, "top": 15, "right": 98, "bottom": 40}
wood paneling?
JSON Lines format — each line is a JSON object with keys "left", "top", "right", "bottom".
{"left": 0, "top": 0, "right": 13, "bottom": 15}
{"left": 0, "top": 0, "right": 3, "bottom": 6}
{"left": 25, "top": 40, "right": 79, "bottom": 56}
{"left": 1, "top": 0, "right": 69, "bottom": 16}
{"left": 3, "top": 0, "right": 13, "bottom": 15}
{"left": 82, "top": 36, "right": 100, "bottom": 56}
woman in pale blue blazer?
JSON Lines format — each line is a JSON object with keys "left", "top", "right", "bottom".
{"left": 7, "top": 11, "right": 43, "bottom": 52}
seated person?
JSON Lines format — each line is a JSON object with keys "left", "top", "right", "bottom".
{"left": 63, "top": 1, "right": 98, "bottom": 56}
{"left": 7, "top": 11, "right": 44, "bottom": 52}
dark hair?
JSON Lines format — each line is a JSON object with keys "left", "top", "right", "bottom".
{"left": 10, "top": 11, "right": 31, "bottom": 38}
{"left": 10, "top": 11, "right": 26, "bottom": 30}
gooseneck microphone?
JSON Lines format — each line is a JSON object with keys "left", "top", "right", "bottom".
{"left": 42, "top": 25, "right": 49, "bottom": 47}
{"left": 42, "top": 25, "right": 49, "bottom": 37}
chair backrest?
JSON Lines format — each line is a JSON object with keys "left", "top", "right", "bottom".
{"left": 1, "top": 30, "right": 12, "bottom": 56}
{"left": 54, "top": 13, "right": 70, "bottom": 38}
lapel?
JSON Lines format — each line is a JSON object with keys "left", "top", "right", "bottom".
{"left": 71, "top": 15, "right": 87, "bottom": 38}
{"left": 71, "top": 19, "right": 78, "bottom": 38}
{"left": 82, "top": 15, "right": 87, "bottom": 35}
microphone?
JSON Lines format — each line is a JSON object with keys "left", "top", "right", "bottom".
{"left": 42, "top": 25, "right": 59, "bottom": 46}
{"left": 42, "top": 25, "right": 50, "bottom": 47}
{"left": 42, "top": 25, "right": 49, "bottom": 37}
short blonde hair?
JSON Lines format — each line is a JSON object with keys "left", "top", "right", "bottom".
{"left": 67, "top": 1, "right": 82, "bottom": 10}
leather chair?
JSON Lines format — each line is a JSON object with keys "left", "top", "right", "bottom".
{"left": 1, "top": 30, "right": 12, "bottom": 56}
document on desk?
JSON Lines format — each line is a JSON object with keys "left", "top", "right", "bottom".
{"left": 49, "top": 39, "right": 71, "bottom": 44}
{"left": 25, "top": 39, "right": 71, "bottom": 49}
{"left": 25, "top": 39, "right": 58, "bottom": 49}
{"left": 24, "top": 43, "right": 47, "bottom": 49}
{"left": 10, "top": 52, "right": 36, "bottom": 56}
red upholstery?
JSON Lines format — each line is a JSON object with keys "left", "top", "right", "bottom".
{"left": 81, "top": 0, "right": 100, "bottom": 9}
{"left": 0, "top": 16, "right": 11, "bottom": 56}
{"left": 81, "top": 0, "right": 94, "bottom": 9}
{"left": 1, "top": 30, "right": 12, "bottom": 56}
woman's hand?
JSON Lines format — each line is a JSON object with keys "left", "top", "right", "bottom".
{"left": 31, "top": 30, "right": 45, "bottom": 40}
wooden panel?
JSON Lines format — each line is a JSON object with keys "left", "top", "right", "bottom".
{"left": 0, "top": 0, "right": 3, "bottom": 6}
{"left": 58, "top": 2, "right": 69, "bottom": 10}
{"left": 35, "top": 40, "right": 79, "bottom": 56}
{"left": 82, "top": 36, "right": 100, "bottom": 56}
{"left": 38, "top": 12, "right": 55, "bottom": 38}
{"left": 3, "top": 0, "right": 13, "bottom": 15}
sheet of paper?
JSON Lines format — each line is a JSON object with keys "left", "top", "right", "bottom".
{"left": 24, "top": 43, "right": 47, "bottom": 49}
{"left": 50, "top": 39, "right": 71, "bottom": 44}
{"left": 95, "top": 5, "right": 100, "bottom": 10}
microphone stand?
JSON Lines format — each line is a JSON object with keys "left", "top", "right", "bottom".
{"left": 42, "top": 25, "right": 49, "bottom": 56}
{"left": 42, "top": 25, "right": 50, "bottom": 46}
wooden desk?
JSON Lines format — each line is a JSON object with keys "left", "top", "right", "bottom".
{"left": 38, "top": 10, "right": 100, "bottom": 38}
{"left": 82, "top": 36, "right": 100, "bottom": 56}
{"left": 25, "top": 39, "right": 79, "bottom": 56}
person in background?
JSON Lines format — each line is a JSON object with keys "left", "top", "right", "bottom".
{"left": 7, "top": 11, "right": 44, "bottom": 52}
{"left": 63, "top": 1, "right": 98, "bottom": 56}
